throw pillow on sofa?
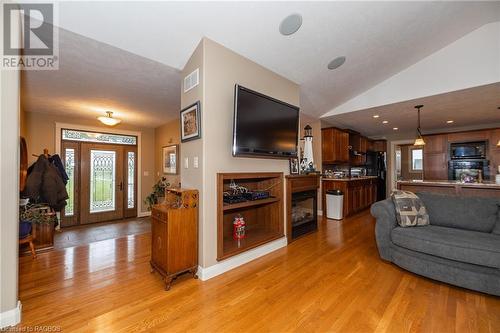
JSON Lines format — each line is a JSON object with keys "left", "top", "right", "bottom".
{"left": 391, "top": 190, "right": 429, "bottom": 227}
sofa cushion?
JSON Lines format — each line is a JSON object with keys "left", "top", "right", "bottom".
{"left": 493, "top": 212, "right": 500, "bottom": 235}
{"left": 417, "top": 192, "right": 499, "bottom": 233}
{"left": 391, "top": 190, "right": 429, "bottom": 227}
{"left": 391, "top": 225, "right": 500, "bottom": 269}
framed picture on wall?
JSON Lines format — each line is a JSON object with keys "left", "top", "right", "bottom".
{"left": 162, "top": 144, "right": 179, "bottom": 175}
{"left": 289, "top": 158, "right": 299, "bottom": 175}
{"left": 180, "top": 101, "right": 201, "bottom": 142}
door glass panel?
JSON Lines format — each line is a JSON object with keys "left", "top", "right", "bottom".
{"left": 90, "top": 150, "right": 116, "bottom": 213}
{"left": 64, "top": 148, "right": 75, "bottom": 216}
{"left": 127, "top": 152, "right": 135, "bottom": 209}
{"left": 62, "top": 129, "right": 137, "bottom": 145}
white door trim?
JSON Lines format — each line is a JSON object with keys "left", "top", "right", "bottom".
{"left": 0, "top": 301, "right": 21, "bottom": 328}
{"left": 55, "top": 122, "right": 143, "bottom": 217}
{"left": 388, "top": 139, "right": 415, "bottom": 192}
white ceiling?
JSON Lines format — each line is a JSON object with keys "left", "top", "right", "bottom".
{"left": 22, "top": 27, "right": 181, "bottom": 128}
{"left": 322, "top": 83, "right": 500, "bottom": 140}
{"left": 23, "top": 1, "right": 500, "bottom": 128}
{"left": 52, "top": 1, "right": 500, "bottom": 118}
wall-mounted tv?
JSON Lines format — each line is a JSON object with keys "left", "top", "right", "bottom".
{"left": 233, "top": 85, "right": 300, "bottom": 158}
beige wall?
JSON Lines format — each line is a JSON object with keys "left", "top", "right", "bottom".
{"left": 180, "top": 40, "right": 205, "bottom": 263}
{"left": 193, "top": 38, "right": 300, "bottom": 267}
{"left": 23, "top": 112, "right": 155, "bottom": 213}
{"left": 0, "top": 2, "right": 21, "bottom": 316}
{"left": 154, "top": 118, "right": 181, "bottom": 187}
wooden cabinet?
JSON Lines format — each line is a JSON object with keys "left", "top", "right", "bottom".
{"left": 322, "top": 128, "right": 349, "bottom": 163}
{"left": 371, "top": 140, "right": 387, "bottom": 152}
{"left": 423, "top": 134, "right": 448, "bottom": 180}
{"left": 322, "top": 178, "right": 378, "bottom": 218}
{"left": 151, "top": 189, "right": 199, "bottom": 291}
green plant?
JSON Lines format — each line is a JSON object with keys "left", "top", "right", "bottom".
{"left": 19, "top": 204, "right": 55, "bottom": 224}
{"left": 145, "top": 177, "right": 170, "bottom": 210}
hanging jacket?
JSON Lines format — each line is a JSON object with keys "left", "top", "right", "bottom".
{"left": 49, "top": 154, "right": 69, "bottom": 185}
{"left": 23, "top": 156, "right": 68, "bottom": 211}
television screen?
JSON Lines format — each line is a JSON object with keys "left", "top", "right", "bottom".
{"left": 233, "top": 85, "right": 299, "bottom": 158}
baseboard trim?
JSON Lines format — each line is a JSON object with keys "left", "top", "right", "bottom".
{"left": 0, "top": 301, "right": 21, "bottom": 328}
{"left": 197, "top": 237, "right": 287, "bottom": 281}
{"left": 138, "top": 211, "right": 151, "bottom": 218}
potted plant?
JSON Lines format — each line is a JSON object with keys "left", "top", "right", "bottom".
{"left": 145, "top": 177, "right": 170, "bottom": 210}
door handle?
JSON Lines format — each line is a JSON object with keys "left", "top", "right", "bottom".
{"left": 117, "top": 181, "right": 123, "bottom": 191}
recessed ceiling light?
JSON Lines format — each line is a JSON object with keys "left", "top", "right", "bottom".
{"left": 279, "top": 14, "right": 302, "bottom": 36}
{"left": 382, "top": 120, "right": 389, "bottom": 124}
{"left": 393, "top": 127, "right": 398, "bottom": 130}
{"left": 446, "top": 120, "right": 454, "bottom": 124}
{"left": 328, "top": 56, "right": 346, "bottom": 70}
{"left": 373, "top": 115, "right": 380, "bottom": 118}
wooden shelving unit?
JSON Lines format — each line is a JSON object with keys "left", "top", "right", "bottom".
{"left": 217, "top": 172, "right": 284, "bottom": 261}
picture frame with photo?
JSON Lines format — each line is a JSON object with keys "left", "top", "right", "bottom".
{"left": 162, "top": 144, "right": 179, "bottom": 175}
{"left": 289, "top": 158, "right": 300, "bottom": 175}
{"left": 180, "top": 101, "right": 201, "bottom": 142}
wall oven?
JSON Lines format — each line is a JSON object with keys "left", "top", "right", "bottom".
{"left": 450, "top": 141, "right": 486, "bottom": 160}
{"left": 448, "top": 159, "right": 489, "bottom": 182}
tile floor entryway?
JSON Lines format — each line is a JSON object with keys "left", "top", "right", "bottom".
{"left": 54, "top": 217, "right": 151, "bottom": 249}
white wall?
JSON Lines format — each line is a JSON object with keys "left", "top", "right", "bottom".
{"left": 323, "top": 22, "right": 500, "bottom": 117}
{"left": 0, "top": 1, "right": 21, "bottom": 326}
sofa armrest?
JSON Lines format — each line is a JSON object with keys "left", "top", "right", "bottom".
{"left": 370, "top": 199, "right": 397, "bottom": 261}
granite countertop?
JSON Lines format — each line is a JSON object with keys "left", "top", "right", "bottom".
{"left": 322, "top": 176, "right": 379, "bottom": 182}
{"left": 397, "top": 179, "right": 500, "bottom": 188}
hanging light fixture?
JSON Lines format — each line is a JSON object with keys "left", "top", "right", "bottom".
{"left": 97, "top": 111, "right": 121, "bottom": 126}
{"left": 414, "top": 105, "right": 425, "bottom": 146}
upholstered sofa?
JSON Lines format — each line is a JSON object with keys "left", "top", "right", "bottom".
{"left": 371, "top": 192, "right": 500, "bottom": 296}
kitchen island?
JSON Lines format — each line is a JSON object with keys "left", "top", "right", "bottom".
{"left": 322, "top": 176, "right": 379, "bottom": 218}
{"left": 397, "top": 180, "right": 500, "bottom": 198}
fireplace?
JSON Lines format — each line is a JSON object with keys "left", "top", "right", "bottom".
{"left": 291, "top": 190, "right": 318, "bottom": 239}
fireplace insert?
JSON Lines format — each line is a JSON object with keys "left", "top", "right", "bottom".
{"left": 291, "top": 190, "right": 317, "bottom": 239}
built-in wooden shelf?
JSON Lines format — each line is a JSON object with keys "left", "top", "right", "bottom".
{"left": 222, "top": 197, "right": 279, "bottom": 211}
{"left": 217, "top": 172, "right": 284, "bottom": 261}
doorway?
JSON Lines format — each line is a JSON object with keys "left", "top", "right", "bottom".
{"left": 394, "top": 144, "right": 423, "bottom": 184}
{"left": 60, "top": 129, "right": 138, "bottom": 227}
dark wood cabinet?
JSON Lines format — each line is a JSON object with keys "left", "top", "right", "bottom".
{"left": 322, "top": 178, "right": 378, "bottom": 218}
{"left": 371, "top": 140, "right": 387, "bottom": 152}
{"left": 322, "top": 128, "right": 349, "bottom": 163}
{"left": 423, "top": 134, "right": 447, "bottom": 154}
{"left": 423, "top": 134, "right": 448, "bottom": 180}
{"left": 151, "top": 189, "right": 199, "bottom": 291}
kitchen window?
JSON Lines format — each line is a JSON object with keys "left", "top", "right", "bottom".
{"left": 411, "top": 148, "right": 423, "bottom": 171}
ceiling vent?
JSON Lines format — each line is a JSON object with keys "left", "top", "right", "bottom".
{"left": 183, "top": 68, "right": 199, "bottom": 93}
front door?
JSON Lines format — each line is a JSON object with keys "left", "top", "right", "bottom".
{"left": 81, "top": 143, "right": 124, "bottom": 224}
{"left": 61, "top": 133, "right": 137, "bottom": 227}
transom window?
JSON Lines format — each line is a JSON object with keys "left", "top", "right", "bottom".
{"left": 411, "top": 148, "right": 423, "bottom": 171}
{"left": 62, "top": 129, "right": 137, "bottom": 145}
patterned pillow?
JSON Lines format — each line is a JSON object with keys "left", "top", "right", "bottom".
{"left": 391, "top": 190, "right": 429, "bottom": 227}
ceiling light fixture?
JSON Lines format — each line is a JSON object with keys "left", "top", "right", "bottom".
{"left": 373, "top": 115, "right": 380, "bottom": 118}
{"left": 328, "top": 56, "right": 346, "bottom": 70}
{"left": 382, "top": 120, "right": 389, "bottom": 124}
{"left": 279, "top": 14, "right": 302, "bottom": 36}
{"left": 97, "top": 111, "right": 121, "bottom": 126}
{"left": 446, "top": 120, "right": 454, "bottom": 124}
{"left": 393, "top": 127, "right": 398, "bottom": 130}
{"left": 414, "top": 105, "right": 425, "bottom": 146}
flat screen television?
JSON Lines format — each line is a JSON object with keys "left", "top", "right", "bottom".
{"left": 233, "top": 85, "right": 300, "bottom": 158}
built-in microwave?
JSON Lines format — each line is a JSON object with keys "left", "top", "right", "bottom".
{"left": 450, "top": 141, "right": 487, "bottom": 160}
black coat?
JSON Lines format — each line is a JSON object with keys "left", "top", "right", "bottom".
{"left": 24, "top": 156, "right": 68, "bottom": 211}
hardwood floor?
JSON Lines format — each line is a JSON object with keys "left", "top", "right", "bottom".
{"left": 18, "top": 210, "right": 500, "bottom": 332}
{"left": 54, "top": 217, "right": 151, "bottom": 249}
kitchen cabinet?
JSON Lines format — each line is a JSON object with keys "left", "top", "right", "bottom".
{"left": 322, "top": 128, "right": 349, "bottom": 163}
{"left": 423, "top": 134, "right": 447, "bottom": 153}
{"left": 322, "top": 178, "right": 378, "bottom": 218}
{"left": 371, "top": 140, "right": 387, "bottom": 152}
{"left": 423, "top": 134, "right": 448, "bottom": 180}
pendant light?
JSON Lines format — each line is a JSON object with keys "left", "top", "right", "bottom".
{"left": 414, "top": 105, "right": 425, "bottom": 146}
{"left": 97, "top": 111, "right": 121, "bottom": 126}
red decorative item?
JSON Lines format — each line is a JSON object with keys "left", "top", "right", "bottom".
{"left": 233, "top": 215, "right": 246, "bottom": 240}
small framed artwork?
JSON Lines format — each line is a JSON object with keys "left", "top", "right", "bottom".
{"left": 289, "top": 158, "right": 299, "bottom": 175}
{"left": 162, "top": 144, "right": 179, "bottom": 175}
{"left": 180, "top": 101, "right": 201, "bottom": 142}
